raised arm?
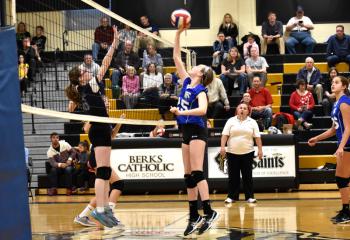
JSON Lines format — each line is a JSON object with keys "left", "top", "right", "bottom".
{"left": 97, "top": 26, "right": 119, "bottom": 82}
{"left": 173, "top": 28, "right": 189, "bottom": 80}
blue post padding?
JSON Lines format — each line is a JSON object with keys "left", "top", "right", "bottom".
{"left": 0, "top": 27, "right": 32, "bottom": 239}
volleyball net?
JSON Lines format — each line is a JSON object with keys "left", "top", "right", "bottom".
{"left": 9, "top": 0, "right": 195, "bottom": 126}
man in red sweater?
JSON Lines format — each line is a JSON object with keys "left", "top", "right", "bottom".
{"left": 92, "top": 17, "right": 114, "bottom": 61}
{"left": 249, "top": 75, "right": 273, "bottom": 129}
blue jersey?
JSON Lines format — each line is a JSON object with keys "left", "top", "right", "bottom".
{"left": 331, "top": 95, "right": 350, "bottom": 146}
{"left": 176, "top": 77, "right": 207, "bottom": 128}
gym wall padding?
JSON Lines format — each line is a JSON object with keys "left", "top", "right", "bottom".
{"left": 0, "top": 26, "right": 31, "bottom": 240}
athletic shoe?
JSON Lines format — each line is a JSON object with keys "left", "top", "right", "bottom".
{"left": 91, "top": 209, "right": 115, "bottom": 228}
{"left": 330, "top": 210, "right": 341, "bottom": 222}
{"left": 224, "top": 198, "right": 234, "bottom": 204}
{"left": 247, "top": 198, "right": 257, "bottom": 203}
{"left": 198, "top": 210, "right": 219, "bottom": 235}
{"left": 332, "top": 210, "right": 350, "bottom": 224}
{"left": 74, "top": 215, "right": 97, "bottom": 227}
{"left": 105, "top": 207, "right": 122, "bottom": 227}
{"left": 184, "top": 215, "right": 203, "bottom": 236}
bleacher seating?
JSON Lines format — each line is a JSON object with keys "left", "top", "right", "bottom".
{"left": 35, "top": 42, "right": 349, "bottom": 192}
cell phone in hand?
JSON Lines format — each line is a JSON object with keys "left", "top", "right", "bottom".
{"left": 298, "top": 20, "right": 303, "bottom": 24}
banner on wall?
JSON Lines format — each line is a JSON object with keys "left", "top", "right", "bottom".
{"left": 208, "top": 146, "right": 296, "bottom": 179}
{"left": 111, "top": 148, "right": 184, "bottom": 180}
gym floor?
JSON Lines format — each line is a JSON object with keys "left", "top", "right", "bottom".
{"left": 30, "top": 191, "right": 350, "bottom": 239}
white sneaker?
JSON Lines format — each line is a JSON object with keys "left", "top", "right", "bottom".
{"left": 224, "top": 197, "right": 234, "bottom": 204}
{"left": 247, "top": 198, "right": 257, "bottom": 203}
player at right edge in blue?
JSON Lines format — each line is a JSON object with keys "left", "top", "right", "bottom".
{"left": 308, "top": 76, "right": 350, "bottom": 224}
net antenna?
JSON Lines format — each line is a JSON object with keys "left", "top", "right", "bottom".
{"left": 11, "top": 0, "right": 16, "bottom": 25}
{"left": 81, "top": 0, "right": 193, "bottom": 70}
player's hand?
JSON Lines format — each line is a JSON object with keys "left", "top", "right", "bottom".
{"left": 224, "top": 105, "right": 230, "bottom": 111}
{"left": 308, "top": 137, "right": 318, "bottom": 147}
{"left": 258, "top": 150, "right": 263, "bottom": 160}
{"left": 170, "top": 106, "right": 180, "bottom": 115}
{"left": 335, "top": 147, "right": 344, "bottom": 159}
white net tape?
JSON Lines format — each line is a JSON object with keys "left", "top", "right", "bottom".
{"left": 21, "top": 104, "right": 177, "bottom": 126}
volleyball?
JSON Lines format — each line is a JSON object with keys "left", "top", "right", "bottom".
{"left": 171, "top": 9, "right": 191, "bottom": 29}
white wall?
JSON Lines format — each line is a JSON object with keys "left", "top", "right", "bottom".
{"left": 11, "top": 0, "right": 350, "bottom": 50}
{"left": 160, "top": 0, "right": 350, "bottom": 47}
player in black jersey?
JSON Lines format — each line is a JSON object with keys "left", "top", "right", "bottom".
{"left": 65, "top": 26, "right": 119, "bottom": 228}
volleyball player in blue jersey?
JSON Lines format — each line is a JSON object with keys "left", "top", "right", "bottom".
{"left": 170, "top": 27, "right": 219, "bottom": 236}
{"left": 308, "top": 76, "right": 350, "bottom": 224}
{"left": 65, "top": 26, "right": 120, "bottom": 228}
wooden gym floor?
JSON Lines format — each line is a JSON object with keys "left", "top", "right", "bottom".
{"left": 30, "top": 189, "right": 350, "bottom": 240}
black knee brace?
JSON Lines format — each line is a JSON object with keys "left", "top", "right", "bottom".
{"left": 96, "top": 167, "right": 112, "bottom": 180}
{"left": 336, "top": 176, "right": 349, "bottom": 189}
{"left": 184, "top": 174, "right": 196, "bottom": 189}
{"left": 110, "top": 180, "right": 124, "bottom": 192}
{"left": 191, "top": 171, "right": 205, "bottom": 184}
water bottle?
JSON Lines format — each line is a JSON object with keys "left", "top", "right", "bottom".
{"left": 277, "top": 85, "right": 282, "bottom": 95}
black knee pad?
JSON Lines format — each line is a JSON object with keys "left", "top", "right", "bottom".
{"left": 191, "top": 171, "right": 205, "bottom": 185}
{"left": 96, "top": 167, "right": 112, "bottom": 180}
{"left": 336, "top": 176, "right": 349, "bottom": 189}
{"left": 184, "top": 174, "right": 196, "bottom": 189}
{"left": 111, "top": 180, "right": 124, "bottom": 192}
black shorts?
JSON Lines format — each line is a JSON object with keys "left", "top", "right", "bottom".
{"left": 88, "top": 123, "right": 111, "bottom": 147}
{"left": 344, "top": 144, "right": 350, "bottom": 152}
{"left": 179, "top": 124, "right": 207, "bottom": 145}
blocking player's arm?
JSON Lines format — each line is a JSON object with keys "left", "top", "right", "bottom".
{"left": 97, "top": 26, "right": 119, "bottom": 82}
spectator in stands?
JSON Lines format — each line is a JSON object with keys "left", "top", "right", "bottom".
{"left": 245, "top": 46, "right": 269, "bottom": 87}
{"left": 16, "top": 22, "right": 30, "bottom": 50}
{"left": 31, "top": 26, "right": 46, "bottom": 53}
{"left": 46, "top": 132, "right": 77, "bottom": 196}
{"left": 121, "top": 66, "right": 140, "bottom": 109}
{"left": 326, "top": 25, "right": 350, "bottom": 68}
{"left": 18, "top": 55, "right": 29, "bottom": 97}
{"left": 241, "top": 92, "right": 252, "bottom": 107}
{"left": 212, "top": 32, "right": 230, "bottom": 68}
{"left": 111, "top": 40, "right": 140, "bottom": 91}
{"left": 142, "top": 44, "right": 163, "bottom": 73}
{"left": 243, "top": 34, "right": 259, "bottom": 60}
{"left": 220, "top": 47, "right": 247, "bottom": 96}
{"left": 289, "top": 79, "right": 314, "bottom": 130}
{"left": 134, "top": 15, "right": 159, "bottom": 53}
{"left": 249, "top": 75, "right": 273, "bottom": 130}
{"left": 218, "top": 13, "right": 239, "bottom": 48}
{"left": 261, "top": 12, "right": 284, "bottom": 55}
{"left": 296, "top": 57, "right": 323, "bottom": 104}
{"left": 322, "top": 67, "right": 338, "bottom": 116}
{"left": 18, "top": 37, "right": 40, "bottom": 83}
{"left": 159, "top": 73, "right": 178, "bottom": 117}
{"left": 285, "top": 6, "right": 316, "bottom": 54}
{"left": 207, "top": 77, "right": 230, "bottom": 118}
{"left": 118, "top": 23, "right": 137, "bottom": 49}
{"left": 142, "top": 63, "right": 163, "bottom": 89}
{"left": 79, "top": 54, "right": 100, "bottom": 78}
{"left": 92, "top": 17, "right": 113, "bottom": 61}
{"left": 140, "top": 63, "right": 162, "bottom": 108}
{"left": 74, "top": 141, "right": 90, "bottom": 191}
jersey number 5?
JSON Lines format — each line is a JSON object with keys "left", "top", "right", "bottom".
{"left": 178, "top": 98, "right": 189, "bottom": 111}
